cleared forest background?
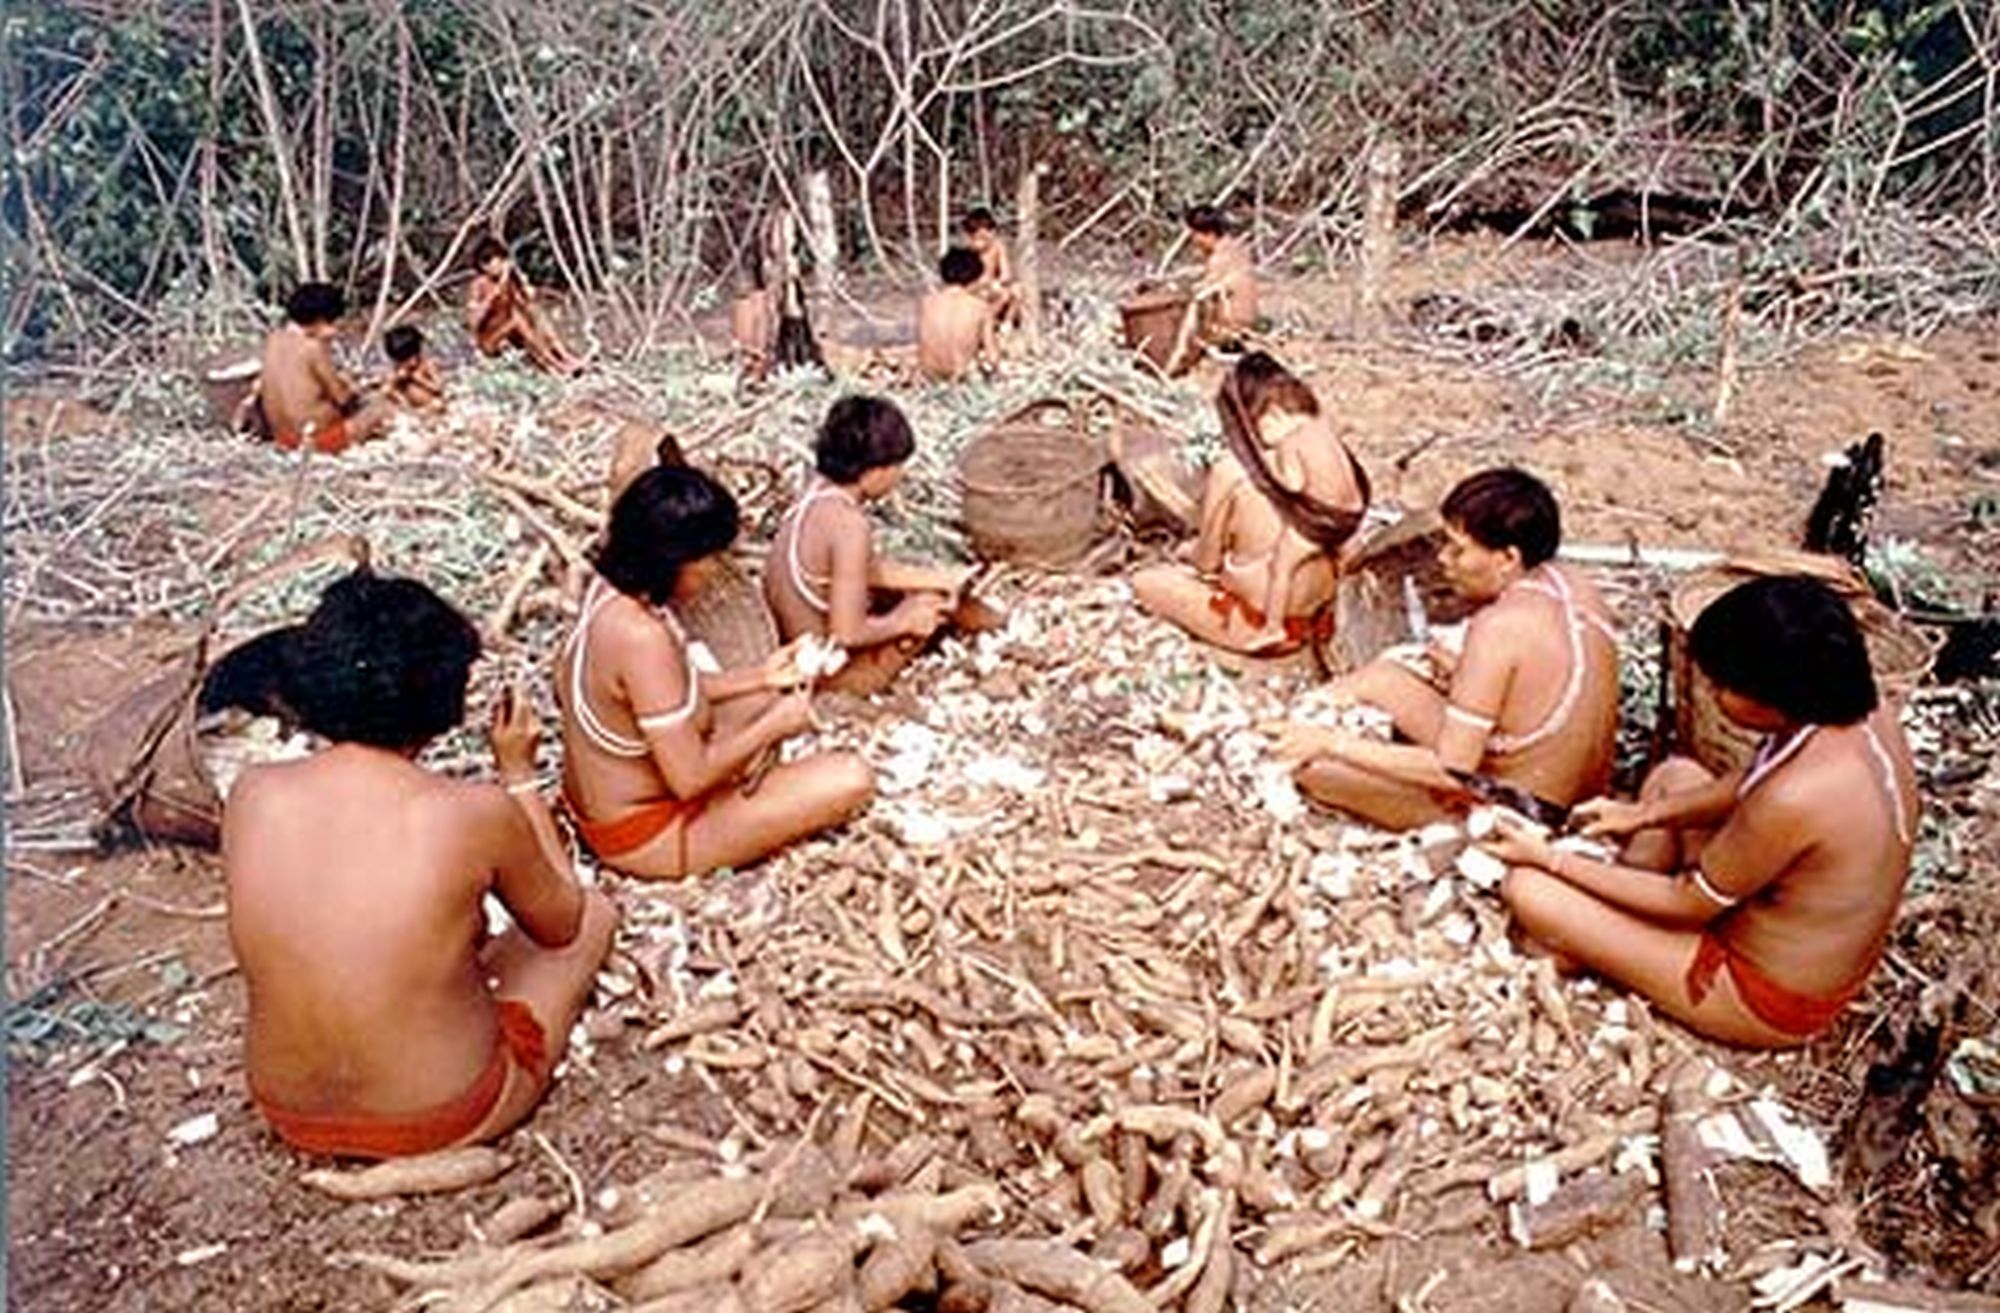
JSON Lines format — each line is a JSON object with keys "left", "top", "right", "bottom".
{"left": 4, "top": 0, "right": 1996, "bottom": 355}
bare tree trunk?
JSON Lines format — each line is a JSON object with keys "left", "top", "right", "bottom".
{"left": 308, "top": 6, "right": 333, "bottom": 280}
{"left": 1355, "top": 136, "right": 1400, "bottom": 340}
{"left": 233, "top": 0, "right": 315, "bottom": 280}
{"left": 363, "top": 6, "right": 411, "bottom": 347}
{"left": 805, "top": 167, "right": 840, "bottom": 298}
{"left": 198, "top": 0, "right": 231, "bottom": 323}
{"left": 1015, "top": 160, "right": 1043, "bottom": 355}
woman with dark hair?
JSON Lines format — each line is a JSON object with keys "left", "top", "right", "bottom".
{"left": 1483, "top": 575, "right": 1916, "bottom": 1047}
{"left": 225, "top": 570, "right": 615, "bottom": 1159}
{"left": 1275, "top": 466, "right": 1619, "bottom": 829}
{"left": 764, "top": 395, "right": 970, "bottom": 695}
{"left": 1133, "top": 352, "right": 1368, "bottom": 655}
{"left": 560, "top": 465, "right": 873, "bottom": 879}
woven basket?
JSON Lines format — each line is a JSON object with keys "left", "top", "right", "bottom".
{"left": 203, "top": 354, "right": 261, "bottom": 433}
{"left": 1668, "top": 552, "right": 1937, "bottom": 775}
{"left": 82, "top": 534, "right": 367, "bottom": 849}
{"left": 1325, "top": 510, "right": 1475, "bottom": 673}
{"left": 676, "top": 555, "right": 780, "bottom": 671}
{"left": 958, "top": 400, "right": 1107, "bottom": 568}
{"left": 1120, "top": 288, "right": 1203, "bottom": 377}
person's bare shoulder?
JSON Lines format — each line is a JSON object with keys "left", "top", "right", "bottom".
{"left": 1466, "top": 591, "right": 1538, "bottom": 648}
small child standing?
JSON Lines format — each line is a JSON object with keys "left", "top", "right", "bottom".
{"left": 916, "top": 248, "right": 997, "bottom": 383}
{"left": 764, "top": 396, "right": 972, "bottom": 695}
{"left": 382, "top": 324, "right": 446, "bottom": 414}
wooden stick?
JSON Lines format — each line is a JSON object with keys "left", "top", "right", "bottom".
{"left": 486, "top": 542, "right": 553, "bottom": 641}
{"left": 1662, "top": 1060, "right": 1725, "bottom": 1274}
{"left": 1015, "top": 160, "right": 1044, "bottom": 355}
{"left": 681, "top": 378, "right": 812, "bottom": 456}
{"left": 1712, "top": 279, "right": 1743, "bottom": 427}
{"left": 488, "top": 486, "right": 591, "bottom": 577}
{"left": 481, "top": 466, "right": 604, "bottom": 528}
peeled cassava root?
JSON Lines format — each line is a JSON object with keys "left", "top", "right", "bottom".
{"left": 339, "top": 1144, "right": 1009, "bottom": 1313}
{"left": 301, "top": 1146, "right": 512, "bottom": 1200}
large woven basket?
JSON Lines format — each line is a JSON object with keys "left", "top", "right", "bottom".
{"left": 1668, "top": 552, "right": 1936, "bottom": 775}
{"left": 1120, "top": 288, "right": 1203, "bottom": 377}
{"left": 1325, "top": 510, "right": 1475, "bottom": 673}
{"left": 203, "top": 354, "right": 261, "bottom": 433}
{"left": 676, "top": 555, "right": 780, "bottom": 671}
{"left": 958, "top": 399, "right": 1107, "bottom": 568}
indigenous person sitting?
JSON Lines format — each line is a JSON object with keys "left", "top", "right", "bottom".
{"left": 764, "top": 395, "right": 969, "bottom": 696}
{"left": 1483, "top": 576, "right": 1917, "bottom": 1048}
{"left": 465, "top": 236, "right": 584, "bottom": 375}
{"left": 1274, "top": 467, "right": 1618, "bottom": 830}
{"left": 257, "top": 282, "right": 392, "bottom": 454}
{"left": 382, "top": 324, "right": 446, "bottom": 414}
{"left": 224, "top": 571, "right": 615, "bottom": 1159}
{"left": 1185, "top": 204, "right": 1258, "bottom": 339}
{"left": 1132, "top": 353, "right": 1369, "bottom": 656}
{"left": 559, "top": 465, "right": 874, "bottom": 879}
{"left": 917, "top": 248, "right": 999, "bottom": 383}
{"left": 963, "top": 207, "right": 1019, "bottom": 327}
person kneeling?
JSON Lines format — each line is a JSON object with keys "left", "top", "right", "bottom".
{"left": 765, "top": 395, "right": 973, "bottom": 696}
{"left": 1482, "top": 576, "right": 1916, "bottom": 1048}
{"left": 1275, "top": 467, "right": 1618, "bottom": 829}
{"left": 1134, "top": 352, "right": 1368, "bottom": 656}
{"left": 560, "top": 465, "right": 874, "bottom": 879}
{"left": 226, "top": 571, "right": 615, "bottom": 1159}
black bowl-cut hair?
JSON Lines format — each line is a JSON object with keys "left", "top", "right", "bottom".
{"left": 383, "top": 324, "right": 424, "bottom": 362}
{"left": 963, "top": 207, "right": 998, "bottom": 233}
{"left": 286, "top": 282, "right": 346, "bottom": 327}
{"left": 593, "top": 465, "right": 740, "bottom": 607}
{"left": 1184, "top": 204, "right": 1231, "bottom": 236}
{"left": 1690, "top": 575, "right": 1879, "bottom": 726}
{"left": 814, "top": 395, "right": 915, "bottom": 485}
{"left": 939, "top": 246, "right": 984, "bottom": 287}
{"left": 472, "top": 235, "right": 510, "bottom": 268}
{"left": 1441, "top": 467, "right": 1561, "bottom": 568}
{"left": 282, "top": 570, "right": 481, "bottom": 750}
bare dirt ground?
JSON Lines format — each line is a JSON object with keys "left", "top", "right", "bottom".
{"left": 7, "top": 238, "right": 1998, "bottom": 1311}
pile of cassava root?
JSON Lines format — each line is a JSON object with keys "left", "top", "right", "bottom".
{"left": 329, "top": 579, "right": 1776, "bottom": 1312}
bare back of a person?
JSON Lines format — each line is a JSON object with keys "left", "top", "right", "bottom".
{"left": 1469, "top": 565, "right": 1619, "bottom": 802}
{"left": 1215, "top": 416, "right": 1362, "bottom": 615}
{"left": 258, "top": 327, "right": 342, "bottom": 438}
{"left": 764, "top": 490, "right": 866, "bottom": 641}
{"left": 1206, "top": 238, "right": 1258, "bottom": 330}
{"left": 555, "top": 594, "right": 703, "bottom": 818}
{"left": 226, "top": 752, "right": 498, "bottom": 1117}
{"left": 1706, "top": 710, "right": 1915, "bottom": 996}
{"left": 732, "top": 288, "right": 776, "bottom": 365}
{"left": 917, "top": 287, "right": 989, "bottom": 381}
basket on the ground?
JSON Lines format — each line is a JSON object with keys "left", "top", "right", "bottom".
{"left": 1323, "top": 509, "right": 1475, "bottom": 674}
{"left": 1668, "top": 551, "right": 1936, "bottom": 775}
{"left": 202, "top": 354, "right": 261, "bottom": 434}
{"left": 958, "top": 399, "right": 1107, "bottom": 568}
{"left": 677, "top": 555, "right": 779, "bottom": 670}
{"left": 1119, "top": 288, "right": 1203, "bottom": 377}
{"left": 1108, "top": 418, "right": 1203, "bottom": 536}
{"left": 82, "top": 534, "right": 367, "bottom": 849}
